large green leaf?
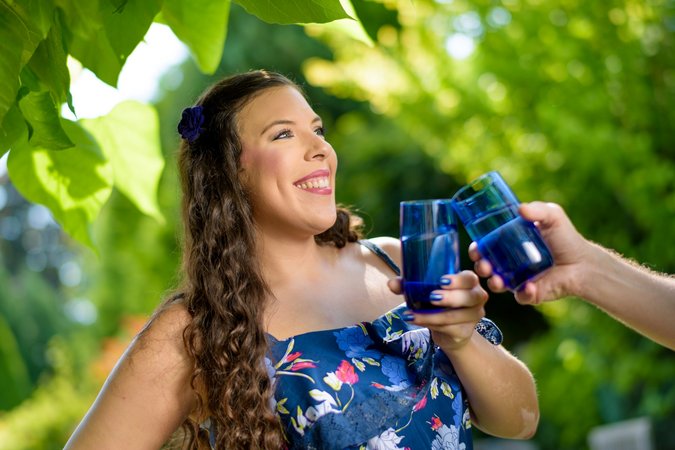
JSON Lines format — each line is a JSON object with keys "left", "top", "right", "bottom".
{"left": 7, "top": 120, "right": 113, "bottom": 249}
{"left": 102, "top": 0, "right": 163, "bottom": 65}
{"left": 233, "top": 0, "right": 351, "bottom": 24}
{"left": 0, "top": 105, "right": 28, "bottom": 158}
{"left": 81, "top": 101, "right": 165, "bottom": 223}
{"left": 0, "top": 0, "right": 54, "bottom": 123}
{"left": 67, "top": 23, "right": 123, "bottom": 87}
{"left": 59, "top": 0, "right": 122, "bottom": 87}
{"left": 18, "top": 91, "right": 73, "bottom": 150}
{"left": 54, "top": 0, "right": 100, "bottom": 40}
{"left": 161, "top": 0, "right": 231, "bottom": 74}
{"left": 26, "top": 15, "right": 71, "bottom": 107}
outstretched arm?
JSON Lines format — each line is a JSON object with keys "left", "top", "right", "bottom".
{"left": 64, "top": 304, "right": 197, "bottom": 450}
{"left": 388, "top": 272, "right": 539, "bottom": 439}
{"left": 471, "top": 201, "right": 675, "bottom": 350}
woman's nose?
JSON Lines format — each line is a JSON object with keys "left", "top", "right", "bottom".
{"left": 305, "top": 134, "right": 330, "bottom": 160}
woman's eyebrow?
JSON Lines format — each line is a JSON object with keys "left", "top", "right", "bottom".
{"left": 260, "top": 116, "right": 322, "bottom": 136}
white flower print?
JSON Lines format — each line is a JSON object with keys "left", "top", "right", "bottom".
{"left": 323, "top": 372, "right": 343, "bottom": 391}
{"left": 400, "top": 328, "right": 430, "bottom": 359}
{"left": 366, "top": 428, "right": 405, "bottom": 450}
{"left": 430, "top": 377, "right": 439, "bottom": 399}
{"left": 306, "top": 389, "right": 339, "bottom": 421}
{"left": 462, "top": 409, "right": 472, "bottom": 429}
{"left": 431, "top": 424, "right": 466, "bottom": 450}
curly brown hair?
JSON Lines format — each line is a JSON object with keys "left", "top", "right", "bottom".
{"left": 164, "top": 70, "right": 361, "bottom": 449}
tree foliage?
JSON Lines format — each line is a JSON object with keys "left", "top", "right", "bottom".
{"left": 1, "top": 1, "right": 674, "bottom": 449}
{"left": 0, "top": 0, "right": 355, "bottom": 248}
{"left": 302, "top": 0, "right": 675, "bottom": 448}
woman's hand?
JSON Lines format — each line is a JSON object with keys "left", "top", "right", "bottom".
{"left": 388, "top": 270, "right": 489, "bottom": 351}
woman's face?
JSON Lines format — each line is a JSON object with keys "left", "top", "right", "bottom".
{"left": 237, "top": 85, "right": 338, "bottom": 239}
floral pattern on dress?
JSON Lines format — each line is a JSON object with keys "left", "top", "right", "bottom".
{"left": 267, "top": 304, "right": 502, "bottom": 450}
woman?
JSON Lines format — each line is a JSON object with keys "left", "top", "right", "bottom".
{"left": 65, "top": 70, "right": 538, "bottom": 449}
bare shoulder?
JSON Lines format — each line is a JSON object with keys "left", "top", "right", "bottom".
{"left": 365, "top": 236, "right": 402, "bottom": 266}
{"left": 112, "top": 300, "right": 194, "bottom": 395}
{"left": 64, "top": 302, "right": 196, "bottom": 449}
{"left": 139, "top": 301, "right": 191, "bottom": 350}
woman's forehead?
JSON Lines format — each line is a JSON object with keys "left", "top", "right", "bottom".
{"left": 237, "top": 86, "right": 313, "bottom": 134}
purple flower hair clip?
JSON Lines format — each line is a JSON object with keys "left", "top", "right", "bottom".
{"left": 177, "top": 105, "right": 205, "bottom": 143}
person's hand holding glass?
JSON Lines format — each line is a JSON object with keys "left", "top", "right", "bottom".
{"left": 451, "top": 171, "right": 555, "bottom": 291}
{"left": 396, "top": 199, "right": 489, "bottom": 351}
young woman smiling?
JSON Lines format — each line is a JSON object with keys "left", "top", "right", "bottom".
{"left": 65, "top": 70, "right": 539, "bottom": 449}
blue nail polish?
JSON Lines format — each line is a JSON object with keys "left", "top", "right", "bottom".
{"left": 439, "top": 278, "right": 452, "bottom": 286}
{"left": 429, "top": 293, "right": 444, "bottom": 302}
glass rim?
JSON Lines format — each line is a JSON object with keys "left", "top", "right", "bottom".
{"left": 451, "top": 170, "right": 503, "bottom": 202}
{"left": 400, "top": 198, "right": 453, "bottom": 206}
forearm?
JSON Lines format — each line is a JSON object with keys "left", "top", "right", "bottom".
{"left": 575, "top": 243, "right": 675, "bottom": 350}
{"left": 438, "top": 331, "right": 539, "bottom": 439}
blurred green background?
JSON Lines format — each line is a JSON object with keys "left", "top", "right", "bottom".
{"left": 0, "top": 1, "right": 673, "bottom": 449}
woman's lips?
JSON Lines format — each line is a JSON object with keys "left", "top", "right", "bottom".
{"left": 293, "top": 169, "right": 332, "bottom": 194}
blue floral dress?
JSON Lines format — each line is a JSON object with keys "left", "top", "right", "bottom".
{"left": 265, "top": 241, "right": 503, "bottom": 450}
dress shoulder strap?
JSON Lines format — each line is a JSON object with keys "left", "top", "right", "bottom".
{"left": 358, "top": 239, "right": 401, "bottom": 276}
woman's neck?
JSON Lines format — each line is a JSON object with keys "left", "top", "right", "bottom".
{"left": 255, "top": 231, "right": 336, "bottom": 288}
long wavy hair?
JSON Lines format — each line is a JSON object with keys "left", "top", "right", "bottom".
{"left": 163, "top": 70, "right": 361, "bottom": 449}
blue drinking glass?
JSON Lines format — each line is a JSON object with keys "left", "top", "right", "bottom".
{"left": 400, "top": 199, "right": 459, "bottom": 312}
{"left": 451, "top": 171, "right": 554, "bottom": 290}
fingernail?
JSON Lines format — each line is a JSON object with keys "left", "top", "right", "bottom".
{"left": 401, "top": 312, "right": 416, "bottom": 321}
{"left": 439, "top": 278, "right": 452, "bottom": 286}
{"left": 429, "top": 293, "right": 444, "bottom": 302}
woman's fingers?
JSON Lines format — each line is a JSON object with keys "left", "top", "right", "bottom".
{"left": 387, "top": 277, "right": 403, "bottom": 294}
{"left": 412, "top": 306, "right": 486, "bottom": 328}
{"left": 439, "top": 270, "right": 481, "bottom": 290}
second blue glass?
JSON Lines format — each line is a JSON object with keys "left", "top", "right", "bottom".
{"left": 451, "top": 171, "right": 554, "bottom": 290}
{"left": 400, "top": 199, "right": 459, "bottom": 313}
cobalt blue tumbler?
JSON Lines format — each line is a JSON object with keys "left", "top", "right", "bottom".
{"left": 451, "top": 171, "right": 554, "bottom": 291}
{"left": 400, "top": 199, "right": 459, "bottom": 312}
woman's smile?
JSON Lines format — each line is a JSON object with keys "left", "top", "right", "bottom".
{"left": 293, "top": 169, "right": 332, "bottom": 194}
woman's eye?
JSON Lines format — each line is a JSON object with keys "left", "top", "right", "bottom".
{"left": 315, "top": 126, "right": 326, "bottom": 138}
{"left": 273, "top": 129, "right": 293, "bottom": 140}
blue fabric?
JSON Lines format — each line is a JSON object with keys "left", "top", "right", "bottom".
{"left": 266, "top": 304, "right": 503, "bottom": 449}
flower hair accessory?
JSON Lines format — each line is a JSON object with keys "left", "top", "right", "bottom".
{"left": 177, "top": 105, "right": 205, "bottom": 143}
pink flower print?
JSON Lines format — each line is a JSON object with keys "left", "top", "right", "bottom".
{"left": 275, "top": 339, "right": 319, "bottom": 383}
{"left": 335, "top": 360, "right": 359, "bottom": 385}
{"left": 290, "top": 361, "right": 317, "bottom": 371}
{"left": 286, "top": 351, "right": 301, "bottom": 362}
{"left": 430, "top": 416, "right": 443, "bottom": 431}
{"left": 413, "top": 394, "right": 428, "bottom": 412}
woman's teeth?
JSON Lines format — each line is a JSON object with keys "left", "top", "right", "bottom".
{"left": 295, "top": 177, "right": 329, "bottom": 190}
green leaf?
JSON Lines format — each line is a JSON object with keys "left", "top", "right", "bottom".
{"left": 0, "top": 105, "right": 28, "bottom": 158}
{"left": 0, "top": 0, "right": 54, "bottom": 122}
{"left": 26, "top": 14, "right": 71, "bottom": 106}
{"left": 18, "top": 91, "right": 74, "bottom": 150}
{"left": 161, "top": 0, "right": 231, "bottom": 74}
{"left": 55, "top": 0, "right": 101, "bottom": 40}
{"left": 102, "top": 0, "right": 162, "bottom": 64}
{"left": 7, "top": 120, "right": 113, "bottom": 249}
{"left": 350, "top": 0, "right": 400, "bottom": 42}
{"left": 67, "top": 23, "right": 123, "bottom": 87}
{"left": 304, "top": 0, "right": 372, "bottom": 47}
{"left": 59, "top": 0, "right": 122, "bottom": 87}
{"left": 233, "top": 0, "right": 352, "bottom": 24}
{"left": 81, "top": 101, "right": 165, "bottom": 223}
